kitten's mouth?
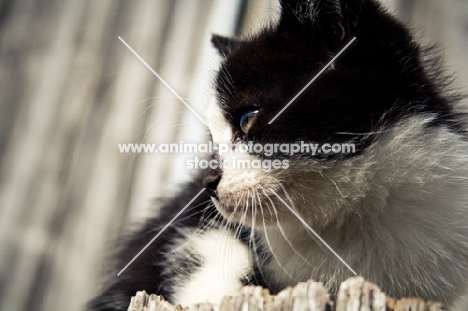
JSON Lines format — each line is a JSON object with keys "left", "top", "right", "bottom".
{"left": 210, "top": 190, "right": 281, "bottom": 225}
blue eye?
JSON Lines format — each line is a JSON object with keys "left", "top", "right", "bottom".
{"left": 240, "top": 110, "right": 259, "bottom": 133}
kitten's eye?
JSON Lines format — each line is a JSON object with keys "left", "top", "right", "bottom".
{"left": 240, "top": 110, "right": 259, "bottom": 133}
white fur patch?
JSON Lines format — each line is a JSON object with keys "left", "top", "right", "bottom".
{"left": 171, "top": 228, "right": 253, "bottom": 309}
{"left": 206, "top": 96, "right": 232, "bottom": 145}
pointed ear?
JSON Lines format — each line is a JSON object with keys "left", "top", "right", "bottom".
{"left": 211, "top": 34, "right": 235, "bottom": 56}
{"left": 279, "top": 0, "right": 361, "bottom": 44}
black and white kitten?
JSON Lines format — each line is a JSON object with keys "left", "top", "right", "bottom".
{"left": 90, "top": 0, "right": 468, "bottom": 310}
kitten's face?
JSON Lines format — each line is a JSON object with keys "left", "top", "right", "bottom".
{"left": 204, "top": 0, "right": 452, "bottom": 227}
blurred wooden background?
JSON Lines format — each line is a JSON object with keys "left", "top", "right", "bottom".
{"left": 0, "top": 1, "right": 467, "bottom": 310}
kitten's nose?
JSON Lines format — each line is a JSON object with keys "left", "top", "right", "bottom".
{"left": 203, "top": 168, "right": 221, "bottom": 198}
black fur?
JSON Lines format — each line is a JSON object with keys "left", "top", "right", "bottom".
{"left": 214, "top": 0, "right": 461, "bottom": 156}
{"left": 88, "top": 173, "right": 215, "bottom": 310}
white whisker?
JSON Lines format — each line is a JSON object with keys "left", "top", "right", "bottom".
{"left": 260, "top": 187, "right": 314, "bottom": 270}
{"left": 269, "top": 188, "right": 357, "bottom": 276}
{"left": 259, "top": 199, "right": 296, "bottom": 280}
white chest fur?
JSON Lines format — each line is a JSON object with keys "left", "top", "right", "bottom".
{"left": 170, "top": 228, "right": 254, "bottom": 309}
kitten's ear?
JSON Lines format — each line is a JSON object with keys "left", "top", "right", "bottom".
{"left": 279, "top": 0, "right": 361, "bottom": 44}
{"left": 211, "top": 34, "right": 235, "bottom": 57}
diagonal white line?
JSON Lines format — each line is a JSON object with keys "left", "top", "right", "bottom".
{"left": 269, "top": 188, "right": 357, "bottom": 275}
{"left": 268, "top": 37, "right": 357, "bottom": 124}
{"left": 117, "top": 188, "right": 206, "bottom": 276}
{"left": 118, "top": 36, "right": 206, "bottom": 125}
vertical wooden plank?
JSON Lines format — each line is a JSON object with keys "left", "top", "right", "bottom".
{"left": 165, "top": 0, "right": 247, "bottom": 195}
{"left": 127, "top": 0, "right": 207, "bottom": 226}
{"left": 0, "top": 1, "right": 91, "bottom": 309}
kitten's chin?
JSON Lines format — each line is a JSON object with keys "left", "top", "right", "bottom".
{"left": 210, "top": 196, "right": 281, "bottom": 226}
{"left": 210, "top": 196, "right": 246, "bottom": 221}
